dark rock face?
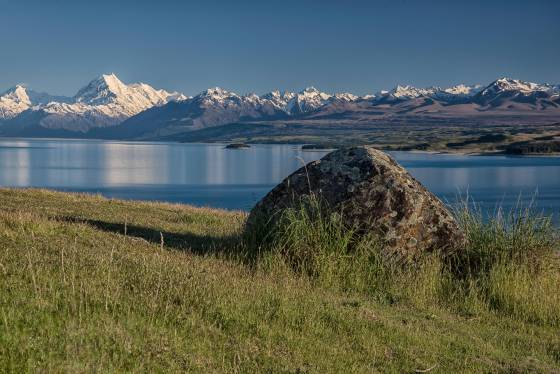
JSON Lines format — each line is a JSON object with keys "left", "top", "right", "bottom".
{"left": 247, "top": 146, "right": 464, "bottom": 258}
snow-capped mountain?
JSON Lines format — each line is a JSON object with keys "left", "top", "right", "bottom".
{"left": 260, "top": 87, "right": 354, "bottom": 114}
{"left": 115, "top": 86, "right": 346, "bottom": 136}
{"left": 0, "top": 85, "right": 71, "bottom": 119}
{"left": 302, "top": 77, "right": 560, "bottom": 124}
{"left": 479, "top": 77, "right": 550, "bottom": 95}
{"left": 108, "top": 86, "right": 355, "bottom": 138}
{"left": 0, "top": 86, "right": 32, "bottom": 119}
{"left": 387, "top": 85, "right": 440, "bottom": 99}
{"left": 177, "top": 87, "right": 286, "bottom": 129}
{"left": 432, "top": 84, "right": 483, "bottom": 102}
{"left": 106, "top": 87, "right": 291, "bottom": 137}
{"left": 331, "top": 92, "right": 359, "bottom": 102}
{"left": 0, "top": 74, "right": 187, "bottom": 132}
{"left": 74, "top": 73, "right": 186, "bottom": 108}
{"left": 374, "top": 84, "right": 483, "bottom": 103}
{"left": 41, "top": 74, "right": 186, "bottom": 131}
{"left": 285, "top": 87, "right": 333, "bottom": 114}
{"left": 1, "top": 75, "right": 559, "bottom": 139}
{"left": 93, "top": 77, "right": 560, "bottom": 140}
{"left": 260, "top": 90, "right": 296, "bottom": 112}
{"left": 473, "top": 78, "right": 560, "bottom": 108}
{"left": 442, "top": 84, "right": 483, "bottom": 97}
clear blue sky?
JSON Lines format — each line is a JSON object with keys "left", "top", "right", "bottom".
{"left": 1, "top": 0, "right": 558, "bottom": 96}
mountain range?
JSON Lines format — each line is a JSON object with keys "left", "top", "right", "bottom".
{"left": 0, "top": 74, "right": 559, "bottom": 140}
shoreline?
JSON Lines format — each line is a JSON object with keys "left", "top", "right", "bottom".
{"left": 1, "top": 136, "right": 560, "bottom": 157}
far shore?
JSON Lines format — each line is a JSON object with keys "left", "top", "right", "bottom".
{"left": 2, "top": 136, "right": 560, "bottom": 157}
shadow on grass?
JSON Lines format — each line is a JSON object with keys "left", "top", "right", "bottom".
{"left": 56, "top": 216, "right": 241, "bottom": 256}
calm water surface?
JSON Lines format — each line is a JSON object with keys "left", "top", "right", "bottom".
{"left": 0, "top": 139, "right": 559, "bottom": 220}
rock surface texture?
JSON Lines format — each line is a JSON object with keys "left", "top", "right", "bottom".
{"left": 247, "top": 146, "right": 465, "bottom": 257}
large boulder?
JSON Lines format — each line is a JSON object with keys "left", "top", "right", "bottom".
{"left": 247, "top": 146, "right": 464, "bottom": 258}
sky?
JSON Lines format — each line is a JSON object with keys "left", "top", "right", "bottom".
{"left": 1, "top": 0, "right": 559, "bottom": 96}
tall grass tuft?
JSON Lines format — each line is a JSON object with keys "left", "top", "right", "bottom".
{"left": 246, "top": 195, "right": 398, "bottom": 296}
{"left": 451, "top": 198, "right": 556, "bottom": 277}
{"left": 246, "top": 195, "right": 560, "bottom": 324}
{"left": 447, "top": 199, "right": 560, "bottom": 324}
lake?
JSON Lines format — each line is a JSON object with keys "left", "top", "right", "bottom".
{"left": 1, "top": 139, "right": 559, "bottom": 220}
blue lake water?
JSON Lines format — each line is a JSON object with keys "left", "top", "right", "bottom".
{"left": 0, "top": 139, "right": 559, "bottom": 221}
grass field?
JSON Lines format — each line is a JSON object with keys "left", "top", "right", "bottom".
{"left": 0, "top": 188, "right": 559, "bottom": 372}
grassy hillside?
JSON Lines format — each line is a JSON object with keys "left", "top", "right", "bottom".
{"left": 0, "top": 189, "right": 559, "bottom": 372}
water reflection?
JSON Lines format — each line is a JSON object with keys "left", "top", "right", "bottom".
{"left": 0, "top": 139, "right": 558, "bottom": 216}
{"left": 394, "top": 152, "right": 560, "bottom": 219}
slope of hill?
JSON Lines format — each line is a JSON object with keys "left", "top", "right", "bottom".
{"left": 0, "top": 188, "right": 558, "bottom": 372}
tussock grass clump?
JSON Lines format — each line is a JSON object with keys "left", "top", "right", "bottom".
{"left": 447, "top": 201, "right": 560, "bottom": 324}
{"left": 452, "top": 200, "right": 556, "bottom": 276}
{"left": 247, "top": 195, "right": 560, "bottom": 325}
{"left": 246, "top": 195, "right": 397, "bottom": 296}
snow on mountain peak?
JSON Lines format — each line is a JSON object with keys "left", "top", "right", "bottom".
{"left": 332, "top": 92, "right": 359, "bottom": 102}
{"left": 74, "top": 73, "right": 128, "bottom": 105}
{"left": 387, "top": 85, "right": 438, "bottom": 99}
{"left": 0, "top": 74, "right": 187, "bottom": 130}
{"left": 2, "top": 85, "right": 31, "bottom": 103}
{"left": 2, "top": 75, "right": 559, "bottom": 134}
{"left": 260, "top": 90, "right": 296, "bottom": 111}
{"left": 201, "top": 87, "right": 235, "bottom": 98}
{"left": 33, "top": 74, "right": 187, "bottom": 131}
{"left": 0, "top": 85, "right": 32, "bottom": 119}
{"left": 70, "top": 73, "right": 186, "bottom": 110}
{"left": 0, "top": 85, "right": 74, "bottom": 120}
{"left": 380, "top": 83, "right": 484, "bottom": 101}
{"left": 101, "top": 73, "right": 122, "bottom": 85}
{"left": 482, "top": 77, "right": 548, "bottom": 95}
{"left": 261, "top": 90, "right": 282, "bottom": 101}
{"left": 299, "top": 86, "right": 330, "bottom": 98}
{"left": 285, "top": 87, "right": 332, "bottom": 114}
{"left": 443, "top": 84, "right": 483, "bottom": 96}
{"left": 301, "top": 87, "right": 331, "bottom": 99}
{"left": 302, "top": 86, "right": 319, "bottom": 93}
{"left": 261, "top": 90, "right": 294, "bottom": 100}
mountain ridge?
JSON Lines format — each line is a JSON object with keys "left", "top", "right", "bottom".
{"left": 1, "top": 75, "right": 559, "bottom": 138}
{"left": 0, "top": 74, "right": 186, "bottom": 133}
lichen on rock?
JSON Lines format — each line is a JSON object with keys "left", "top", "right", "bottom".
{"left": 246, "top": 146, "right": 465, "bottom": 258}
